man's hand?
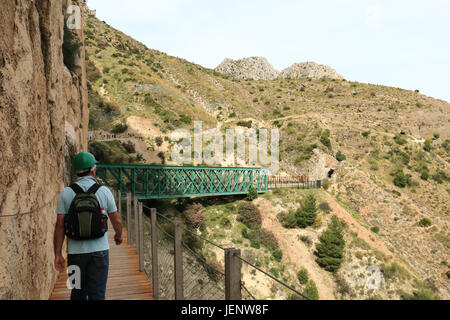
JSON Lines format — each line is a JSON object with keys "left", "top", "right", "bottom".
{"left": 54, "top": 254, "right": 65, "bottom": 272}
{"left": 114, "top": 233, "right": 123, "bottom": 245}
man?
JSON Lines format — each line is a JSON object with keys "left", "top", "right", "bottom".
{"left": 53, "top": 152, "right": 123, "bottom": 300}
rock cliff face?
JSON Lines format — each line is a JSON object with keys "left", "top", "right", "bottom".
{"left": 215, "top": 57, "right": 343, "bottom": 80}
{"left": 0, "top": 0, "right": 88, "bottom": 299}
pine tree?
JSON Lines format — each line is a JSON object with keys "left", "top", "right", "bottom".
{"left": 315, "top": 215, "right": 345, "bottom": 272}
{"left": 295, "top": 194, "right": 317, "bottom": 228}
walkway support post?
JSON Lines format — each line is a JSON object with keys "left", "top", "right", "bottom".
{"left": 134, "top": 196, "right": 139, "bottom": 252}
{"left": 126, "top": 193, "right": 131, "bottom": 244}
{"left": 139, "top": 202, "right": 144, "bottom": 272}
{"left": 225, "top": 248, "right": 242, "bottom": 300}
{"left": 173, "top": 221, "right": 184, "bottom": 300}
{"left": 150, "top": 208, "right": 159, "bottom": 300}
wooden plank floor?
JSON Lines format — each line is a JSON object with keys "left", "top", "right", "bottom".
{"left": 50, "top": 226, "right": 153, "bottom": 300}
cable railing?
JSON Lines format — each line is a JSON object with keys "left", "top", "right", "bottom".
{"left": 112, "top": 189, "right": 312, "bottom": 300}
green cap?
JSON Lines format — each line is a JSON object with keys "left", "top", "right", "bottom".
{"left": 73, "top": 152, "right": 98, "bottom": 171}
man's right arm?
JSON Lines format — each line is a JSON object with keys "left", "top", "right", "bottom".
{"left": 108, "top": 211, "right": 123, "bottom": 245}
{"left": 53, "top": 214, "right": 66, "bottom": 272}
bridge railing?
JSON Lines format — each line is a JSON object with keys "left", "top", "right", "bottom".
{"left": 112, "top": 190, "right": 313, "bottom": 300}
{"left": 99, "top": 164, "right": 269, "bottom": 199}
{"left": 268, "top": 175, "right": 321, "bottom": 189}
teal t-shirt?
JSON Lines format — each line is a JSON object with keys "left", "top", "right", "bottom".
{"left": 56, "top": 176, "right": 118, "bottom": 255}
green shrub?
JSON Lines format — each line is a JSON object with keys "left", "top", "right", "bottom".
{"left": 272, "top": 249, "right": 283, "bottom": 262}
{"left": 220, "top": 217, "right": 231, "bottom": 228}
{"left": 259, "top": 228, "right": 279, "bottom": 251}
{"left": 362, "top": 131, "right": 370, "bottom": 137}
{"left": 237, "top": 202, "right": 262, "bottom": 229}
{"left": 401, "top": 289, "right": 440, "bottom": 300}
{"left": 246, "top": 187, "right": 258, "bottom": 201}
{"left": 250, "top": 240, "right": 260, "bottom": 249}
{"left": 242, "top": 227, "right": 279, "bottom": 251}
{"left": 442, "top": 139, "right": 450, "bottom": 152}
{"left": 418, "top": 218, "right": 432, "bottom": 227}
{"left": 336, "top": 151, "right": 346, "bottom": 162}
{"left": 315, "top": 215, "right": 345, "bottom": 272}
{"left": 423, "top": 140, "right": 432, "bottom": 152}
{"left": 394, "top": 135, "right": 407, "bottom": 145}
{"left": 269, "top": 268, "right": 279, "bottom": 277}
{"left": 393, "top": 171, "right": 408, "bottom": 188}
{"left": 303, "top": 280, "right": 319, "bottom": 300}
{"left": 297, "top": 268, "right": 308, "bottom": 285}
{"left": 420, "top": 170, "right": 429, "bottom": 180}
{"left": 111, "top": 122, "right": 128, "bottom": 134}
{"left": 322, "top": 178, "right": 331, "bottom": 190}
{"left": 431, "top": 170, "right": 449, "bottom": 184}
{"left": 282, "top": 211, "right": 298, "bottom": 229}
{"left": 320, "top": 131, "right": 332, "bottom": 149}
{"left": 299, "top": 235, "right": 312, "bottom": 246}
{"left": 178, "top": 113, "right": 192, "bottom": 125}
{"left": 295, "top": 194, "right": 318, "bottom": 228}
{"left": 370, "top": 226, "right": 380, "bottom": 233}
{"left": 155, "top": 136, "right": 163, "bottom": 147}
{"left": 237, "top": 120, "right": 252, "bottom": 128}
{"left": 319, "top": 202, "right": 332, "bottom": 214}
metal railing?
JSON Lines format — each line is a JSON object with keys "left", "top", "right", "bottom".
{"left": 268, "top": 175, "right": 321, "bottom": 189}
{"left": 112, "top": 189, "right": 312, "bottom": 300}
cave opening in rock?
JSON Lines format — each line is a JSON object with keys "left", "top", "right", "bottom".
{"left": 328, "top": 169, "right": 335, "bottom": 178}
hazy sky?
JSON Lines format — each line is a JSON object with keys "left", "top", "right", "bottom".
{"left": 87, "top": 0, "right": 450, "bottom": 102}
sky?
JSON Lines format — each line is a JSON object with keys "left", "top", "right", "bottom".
{"left": 87, "top": 0, "right": 450, "bottom": 102}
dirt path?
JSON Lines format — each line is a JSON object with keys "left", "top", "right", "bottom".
{"left": 254, "top": 198, "right": 337, "bottom": 300}
{"left": 324, "top": 194, "right": 393, "bottom": 258}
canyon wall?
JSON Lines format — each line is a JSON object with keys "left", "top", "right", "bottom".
{"left": 0, "top": 0, "right": 88, "bottom": 299}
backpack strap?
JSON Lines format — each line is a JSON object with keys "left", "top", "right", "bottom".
{"left": 87, "top": 183, "right": 102, "bottom": 194}
{"left": 69, "top": 184, "right": 84, "bottom": 194}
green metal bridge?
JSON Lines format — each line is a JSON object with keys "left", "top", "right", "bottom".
{"left": 96, "top": 164, "right": 269, "bottom": 199}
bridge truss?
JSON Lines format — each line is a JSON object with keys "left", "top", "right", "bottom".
{"left": 96, "top": 164, "right": 269, "bottom": 199}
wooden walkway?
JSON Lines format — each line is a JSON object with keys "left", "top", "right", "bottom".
{"left": 50, "top": 226, "right": 153, "bottom": 300}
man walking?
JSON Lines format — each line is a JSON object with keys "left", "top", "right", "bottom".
{"left": 53, "top": 152, "right": 123, "bottom": 300}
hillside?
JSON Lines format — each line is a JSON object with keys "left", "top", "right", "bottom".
{"left": 82, "top": 10, "right": 449, "bottom": 300}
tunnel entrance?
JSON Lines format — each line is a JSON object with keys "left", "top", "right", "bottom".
{"left": 328, "top": 169, "right": 335, "bottom": 178}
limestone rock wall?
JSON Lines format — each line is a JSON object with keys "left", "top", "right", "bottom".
{"left": 0, "top": 0, "right": 88, "bottom": 299}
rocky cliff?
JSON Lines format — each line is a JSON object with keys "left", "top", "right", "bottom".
{"left": 215, "top": 57, "right": 343, "bottom": 80}
{"left": 215, "top": 57, "right": 280, "bottom": 80}
{"left": 0, "top": 0, "right": 88, "bottom": 299}
{"left": 280, "top": 61, "right": 343, "bottom": 80}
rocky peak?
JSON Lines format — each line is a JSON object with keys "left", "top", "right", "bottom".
{"left": 280, "top": 61, "right": 343, "bottom": 80}
{"left": 215, "top": 57, "right": 343, "bottom": 80}
{"left": 215, "top": 56, "right": 279, "bottom": 80}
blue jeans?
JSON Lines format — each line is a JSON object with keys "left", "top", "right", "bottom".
{"left": 67, "top": 250, "right": 109, "bottom": 300}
